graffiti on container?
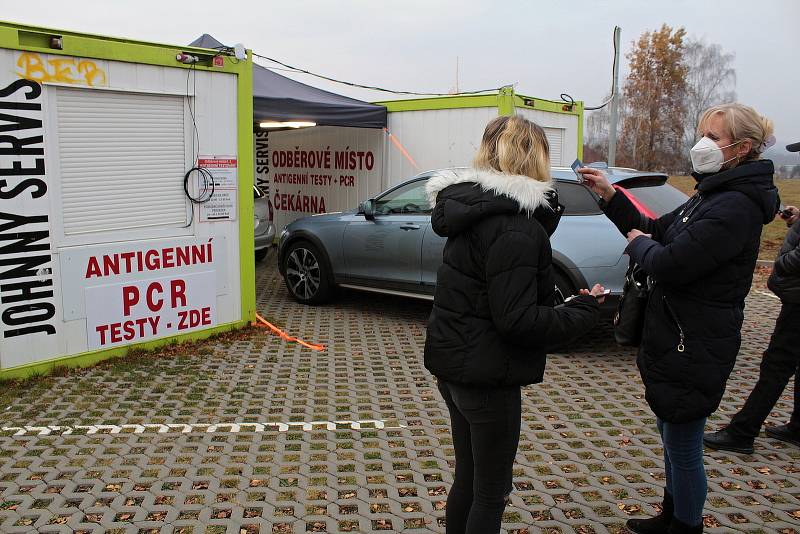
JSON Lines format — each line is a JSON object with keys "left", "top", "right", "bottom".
{"left": 16, "top": 52, "right": 108, "bottom": 87}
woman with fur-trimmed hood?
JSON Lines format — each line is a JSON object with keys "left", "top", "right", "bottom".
{"left": 424, "top": 115, "right": 603, "bottom": 533}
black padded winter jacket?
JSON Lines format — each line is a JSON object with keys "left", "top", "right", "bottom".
{"left": 603, "top": 159, "right": 779, "bottom": 422}
{"left": 768, "top": 219, "right": 800, "bottom": 303}
{"left": 423, "top": 169, "right": 600, "bottom": 387}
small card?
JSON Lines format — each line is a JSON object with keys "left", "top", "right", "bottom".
{"left": 571, "top": 158, "right": 584, "bottom": 182}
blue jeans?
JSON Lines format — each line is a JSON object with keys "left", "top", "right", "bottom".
{"left": 657, "top": 417, "right": 707, "bottom": 526}
{"left": 438, "top": 380, "right": 521, "bottom": 534}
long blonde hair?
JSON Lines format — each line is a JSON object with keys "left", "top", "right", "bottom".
{"left": 698, "top": 103, "right": 774, "bottom": 161}
{"left": 473, "top": 115, "right": 551, "bottom": 181}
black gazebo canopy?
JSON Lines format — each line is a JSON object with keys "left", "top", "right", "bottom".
{"left": 190, "top": 34, "right": 387, "bottom": 129}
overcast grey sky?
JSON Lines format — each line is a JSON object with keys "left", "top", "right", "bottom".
{"left": 3, "top": 0, "right": 798, "bottom": 159}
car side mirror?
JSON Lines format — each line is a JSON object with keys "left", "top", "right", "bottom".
{"left": 360, "top": 199, "right": 376, "bottom": 221}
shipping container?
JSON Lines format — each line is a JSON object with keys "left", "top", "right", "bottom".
{"left": 0, "top": 21, "right": 255, "bottom": 378}
{"left": 377, "top": 87, "right": 583, "bottom": 186}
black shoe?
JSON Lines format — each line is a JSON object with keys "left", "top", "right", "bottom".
{"left": 667, "top": 517, "right": 703, "bottom": 533}
{"left": 703, "top": 428, "right": 754, "bottom": 454}
{"left": 765, "top": 424, "right": 800, "bottom": 447}
{"left": 626, "top": 493, "right": 673, "bottom": 534}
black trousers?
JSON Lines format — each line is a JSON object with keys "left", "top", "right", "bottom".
{"left": 729, "top": 302, "right": 800, "bottom": 438}
{"left": 437, "top": 380, "right": 521, "bottom": 534}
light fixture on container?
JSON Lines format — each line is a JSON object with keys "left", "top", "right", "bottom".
{"left": 259, "top": 121, "right": 316, "bottom": 129}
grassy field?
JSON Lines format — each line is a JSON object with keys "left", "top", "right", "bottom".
{"left": 668, "top": 176, "right": 800, "bottom": 260}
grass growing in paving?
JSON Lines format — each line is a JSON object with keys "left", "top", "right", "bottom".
{"left": 668, "top": 175, "right": 800, "bottom": 259}
{"left": 0, "top": 327, "right": 257, "bottom": 411}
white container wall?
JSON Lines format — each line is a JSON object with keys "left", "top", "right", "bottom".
{"left": 515, "top": 107, "right": 580, "bottom": 167}
{"left": 0, "top": 48, "right": 242, "bottom": 369}
{"left": 384, "top": 107, "right": 499, "bottom": 187}
{"left": 384, "top": 106, "right": 579, "bottom": 187}
{"left": 259, "top": 126, "right": 385, "bottom": 232}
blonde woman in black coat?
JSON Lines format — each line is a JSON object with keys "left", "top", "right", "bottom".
{"left": 580, "top": 103, "right": 779, "bottom": 534}
{"left": 425, "top": 115, "right": 604, "bottom": 533}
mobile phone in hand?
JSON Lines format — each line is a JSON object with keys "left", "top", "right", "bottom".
{"left": 571, "top": 158, "right": 584, "bottom": 183}
{"left": 780, "top": 208, "right": 793, "bottom": 219}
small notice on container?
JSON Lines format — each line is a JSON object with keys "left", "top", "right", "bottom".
{"left": 197, "top": 156, "right": 238, "bottom": 222}
{"left": 199, "top": 190, "right": 237, "bottom": 222}
{"left": 197, "top": 156, "right": 238, "bottom": 189}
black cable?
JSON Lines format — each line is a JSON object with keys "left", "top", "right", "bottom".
{"left": 184, "top": 166, "right": 215, "bottom": 204}
{"left": 252, "top": 52, "right": 505, "bottom": 97}
{"left": 186, "top": 63, "right": 200, "bottom": 163}
{"left": 583, "top": 27, "right": 619, "bottom": 111}
{"left": 182, "top": 62, "right": 214, "bottom": 227}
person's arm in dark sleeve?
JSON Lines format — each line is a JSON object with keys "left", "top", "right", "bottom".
{"left": 774, "top": 224, "right": 800, "bottom": 276}
{"left": 485, "top": 230, "right": 599, "bottom": 347}
{"left": 602, "top": 187, "right": 684, "bottom": 242}
{"left": 625, "top": 196, "right": 752, "bottom": 285}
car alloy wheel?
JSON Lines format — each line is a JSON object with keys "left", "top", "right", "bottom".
{"left": 286, "top": 247, "right": 321, "bottom": 300}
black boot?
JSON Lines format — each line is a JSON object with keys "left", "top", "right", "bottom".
{"left": 703, "top": 428, "right": 754, "bottom": 454}
{"left": 765, "top": 424, "right": 800, "bottom": 447}
{"left": 667, "top": 517, "right": 703, "bottom": 533}
{"left": 626, "top": 493, "right": 673, "bottom": 534}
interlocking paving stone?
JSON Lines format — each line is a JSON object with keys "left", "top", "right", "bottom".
{"left": 0, "top": 252, "right": 797, "bottom": 533}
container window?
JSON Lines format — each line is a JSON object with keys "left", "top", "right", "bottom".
{"left": 55, "top": 87, "right": 187, "bottom": 236}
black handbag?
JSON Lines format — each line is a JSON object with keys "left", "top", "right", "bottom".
{"left": 613, "top": 261, "right": 651, "bottom": 346}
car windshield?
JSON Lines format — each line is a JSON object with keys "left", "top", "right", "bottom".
{"left": 626, "top": 184, "right": 688, "bottom": 216}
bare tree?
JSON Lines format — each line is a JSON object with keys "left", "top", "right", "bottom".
{"left": 682, "top": 38, "right": 737, "bottom": 162}
{"left": 584, "top": 94, "right": 631, "bottom": 164}
{"left": 584, "top": 94, "right": 612, "bottom": 161}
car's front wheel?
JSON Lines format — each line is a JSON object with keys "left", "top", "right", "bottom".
{"left": 283, "top": 241, "right": 334, "bottom": 304}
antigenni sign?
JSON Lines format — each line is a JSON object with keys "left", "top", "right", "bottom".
{"left": 86, "top": 271, "right": 215, "bottom": 349}
{"left": 77, "top": 240, "right": 218, "bottom": 349}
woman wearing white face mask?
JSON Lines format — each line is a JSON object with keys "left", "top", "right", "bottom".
{"left": 579, "top": 103, "right": 780, "bottom": 534}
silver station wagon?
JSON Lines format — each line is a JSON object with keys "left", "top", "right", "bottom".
{"left": 277, "top": 166, "right": 688, "bottom": 311}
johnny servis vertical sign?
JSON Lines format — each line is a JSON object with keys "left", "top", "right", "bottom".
{"left": 0, "top": 79, "right": 58, "bottom": 348}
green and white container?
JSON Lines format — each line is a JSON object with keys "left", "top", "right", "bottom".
{"left": 0, "top": 21, "right": 255, "bottom": 378}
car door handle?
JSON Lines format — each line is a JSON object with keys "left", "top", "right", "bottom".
{"left": 400, "top": 223, "right": 421, "bottom": 230}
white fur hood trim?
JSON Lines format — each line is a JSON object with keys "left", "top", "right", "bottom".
{"left": 425, "top": 168, "right": 555, "bottom": 213}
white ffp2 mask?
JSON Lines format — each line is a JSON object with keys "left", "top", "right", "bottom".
{"left": 690, "top": 136, "right": 740, "bottom": 174}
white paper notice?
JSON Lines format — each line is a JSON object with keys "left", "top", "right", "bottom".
{"left": 197, "top": 156, "right": 238, "bottom": 189}
{"left": 199, "top": 189, "right": 237, "bottom": 222}
{"left": 197, "top": 156, "right": 238, "bottom": 222}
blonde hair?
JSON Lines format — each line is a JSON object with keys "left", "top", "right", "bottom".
{"left": 698, "top": 103, "right": 774, "bottom": 161}
{"left": 473, "top": 115, "right": 551, "bottom": 181}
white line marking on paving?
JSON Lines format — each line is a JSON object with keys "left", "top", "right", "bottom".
{"left": 1, "top": 419, "right": 406, "bottom": 437}
{"left": 755, "top": 290, "right": 780, "bottom": 300}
